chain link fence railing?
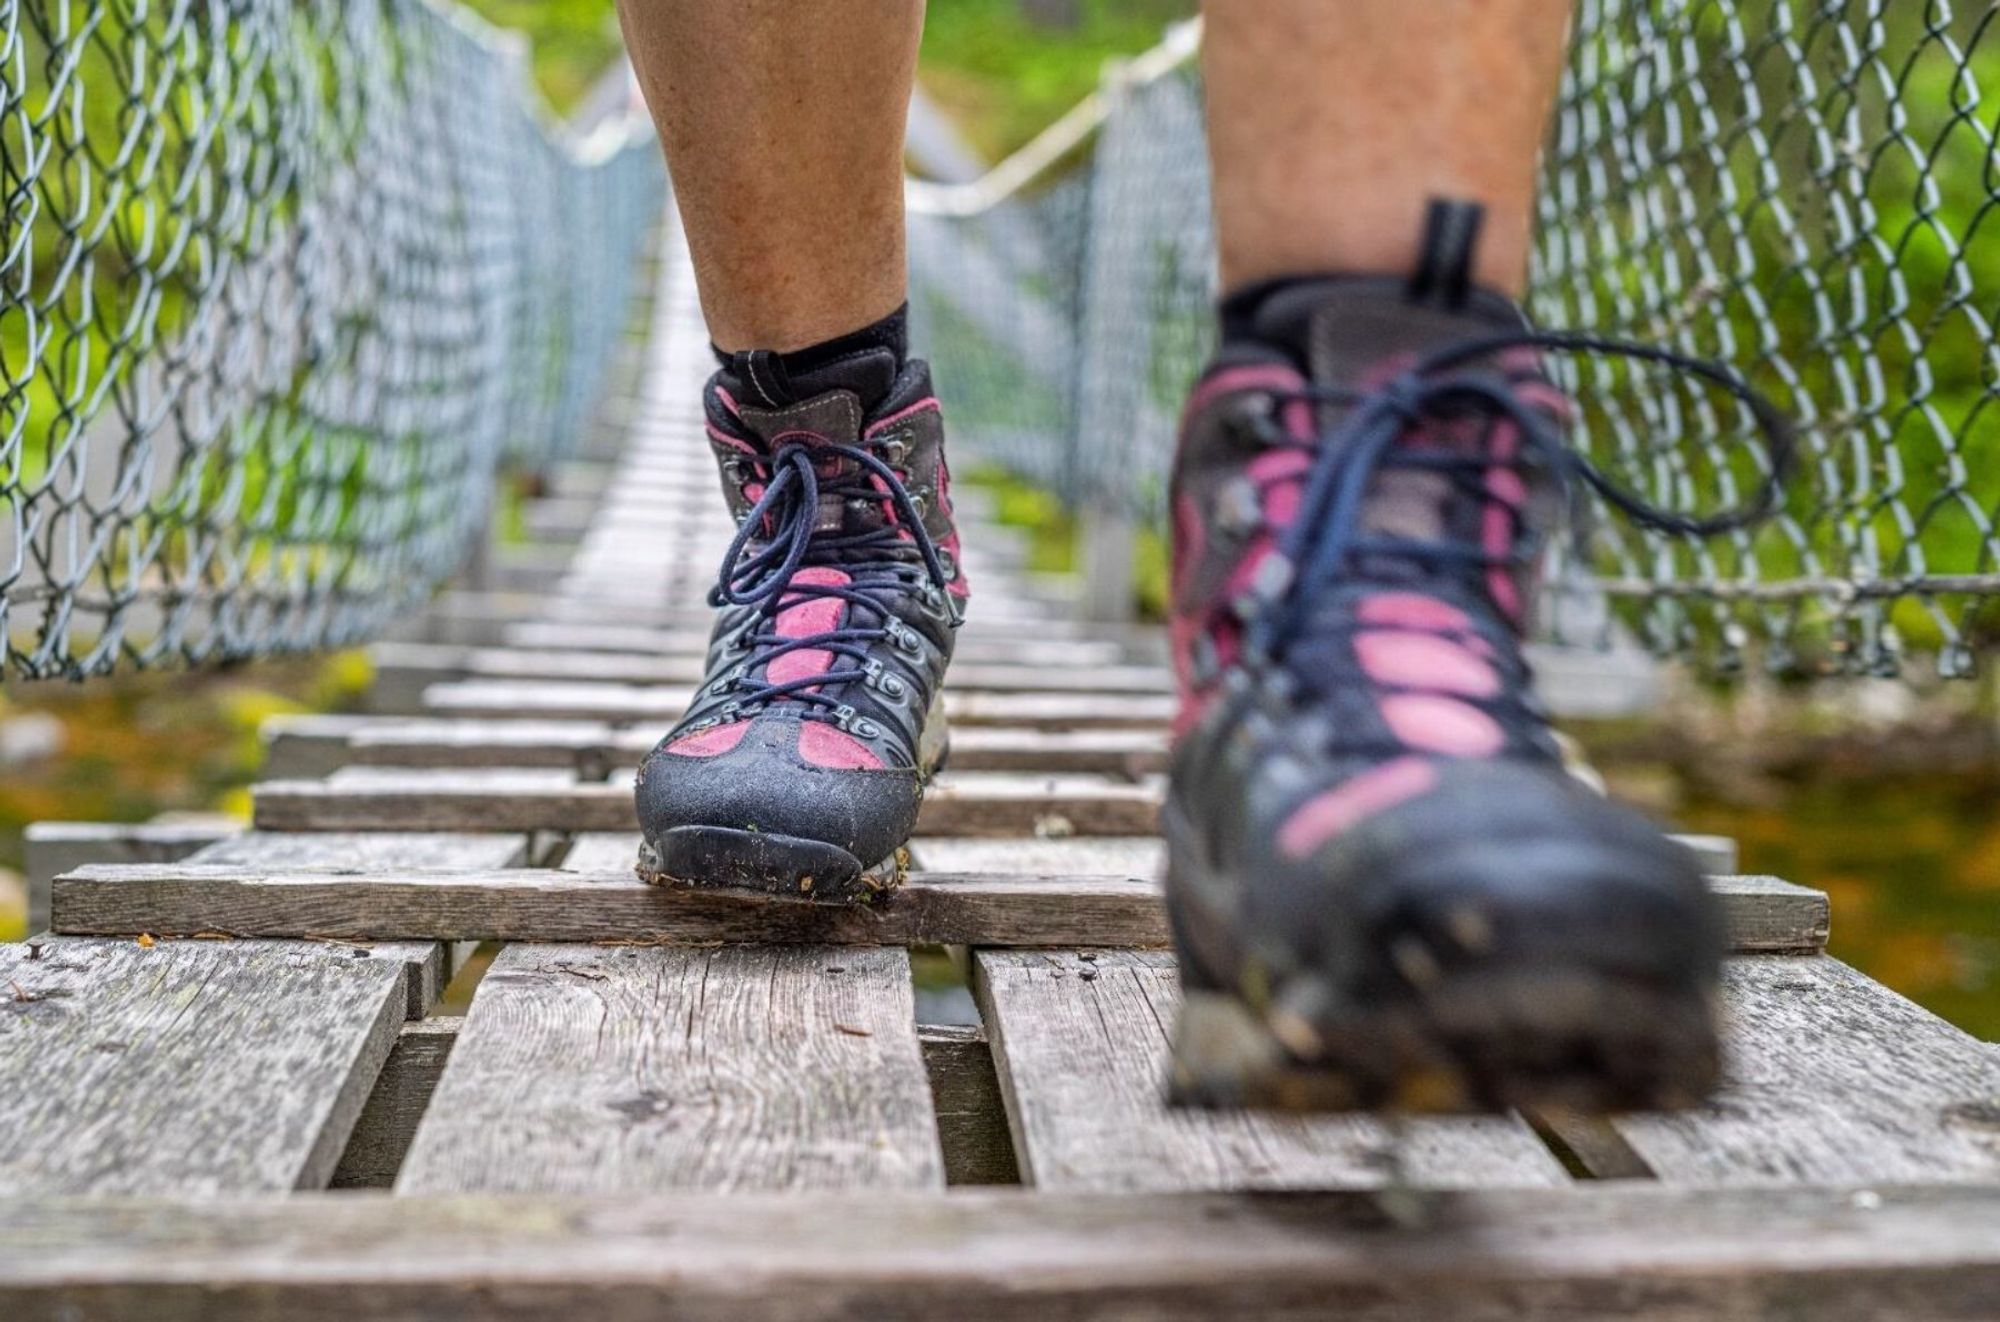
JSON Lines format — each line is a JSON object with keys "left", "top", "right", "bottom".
{"left": 1, "top": 0, "right": 664, "bottom": 679}
{"left": 910, "top": 3, "right": 2000, "bottom": 678}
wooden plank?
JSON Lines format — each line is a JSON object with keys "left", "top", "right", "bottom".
{"left": 14, "top": 1184, "right": 2000, "bottom": 1319}
{"left": 922, "top": 773, "right": 1162, "bottom": 837}
{"left": 945, "top": 726, "right": 1169, "bottom": 776}
{"left": 502, "top": 620, "right": 1149, "bottom": 667}
{"left": 331, "top": 1018, "right": 459, "bottom": 1189}
{"left": 972, "top": 950, "right": 1567, "bottom": 1192}
{"left": 396, "top": 944, "right": 943, "bottom": 1194}
{"left": 184, "top": 831, "right": 529, "bottom": 870}
{"left": 275, "top": 716, "right": 1169, "bottom": 777}
{"left": 52, "top": 865, "right": 1821, "bottom": 954}
{"left": 918, "top": 1023, "right": 1020, "bottom": 1186}
{"left": 0, "top": 936, "right": 404, "bottom": 1195}
{"left": 1572, "top": 956, "right": 2000, "bottom": 1184}
{"left": 557, "top": 833, "right": 645, "bottom": 872}
{"left": 423, "top": 680, "right": 1175, "bottom": 730}
{"left": 324, "top": 765, "right": 579, "bottom": 789}
{"left": 355, "top": 719, "right": 626, "bottom": 772}
{"left": 530, "top": 594, "right": 1153, "bottom": 644}
{"left": 23, "top": 818, "right": 239, "bottom": 936}
{"left": 176, "top": 833, "right": 524, "bottom": 1018}
{"left": 910, "top": 836, "right": 1163, "bottom": 878}
{"left": 249, "top": 771, "right": 1164, "bottom": 838}
{"left": 447, "top": 648, "right": 1173, "bottom": 696}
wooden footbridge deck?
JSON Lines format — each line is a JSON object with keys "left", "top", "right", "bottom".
{"left": 8, "top": 239, "right": 2000, "bottom": 1320}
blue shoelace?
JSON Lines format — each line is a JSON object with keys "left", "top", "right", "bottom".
{"left": 706, "top": 441, "right": 956, "bottom": 723}
{"left": 1244, "top": 331, "right": 1796, "bottom": 666}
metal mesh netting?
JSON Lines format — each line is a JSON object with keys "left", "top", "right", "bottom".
{"left": 910, "top": 3, "right": 2000, "bottom": 678}
{"left": 1, "top": 0, "right": 664, "bottom": 679}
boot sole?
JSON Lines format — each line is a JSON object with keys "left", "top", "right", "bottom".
{"left": 1162, "top": 812, "right": 1722, "bottom": 1116}
{"left": 636, "top": 827, "right": 909, "bottom": 905}
{"left": 1166, "top": 966, "right": 1720, "bottom": 1116}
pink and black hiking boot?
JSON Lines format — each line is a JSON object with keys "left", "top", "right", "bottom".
{"left": 1163, "top": 202, "right": 1791, "bottom": 1114}
{"left": 635, "top": 343, "right": 965, "bottom": 903}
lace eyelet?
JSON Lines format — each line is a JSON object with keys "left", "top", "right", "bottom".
{"left": 1216, "top": 477, "right": 1264, "bottom": 536}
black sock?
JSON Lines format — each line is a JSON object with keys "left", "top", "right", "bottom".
{"left": 1218, "top": 200, "right": 1498, "bottom": 347}
{"left": 713, "top": 304, "right": 909, "bottom": 409}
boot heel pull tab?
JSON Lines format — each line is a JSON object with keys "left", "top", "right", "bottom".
{"left": 732, "top": 349, "right": 796, "bottom": 409}
{"left": 1409, "top": 199, "right": 1486, "bottom": 310}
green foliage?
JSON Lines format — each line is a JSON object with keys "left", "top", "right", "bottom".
{"left": 917, "top": 0, "right": 1195, "bottom": 159}
{"left": 456, "top": 0, "right": 625, "bottom": 113}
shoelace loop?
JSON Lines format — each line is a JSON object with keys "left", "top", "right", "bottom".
{"left": 1247, "top": 330, "right": 1796, "bottom": 663}
{"left": 707, "top": 440, "right": 956, "bottom": 720}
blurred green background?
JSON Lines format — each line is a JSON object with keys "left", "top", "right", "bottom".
{"left": 4, "top": 0, "right": 1996, "bottom": 1046}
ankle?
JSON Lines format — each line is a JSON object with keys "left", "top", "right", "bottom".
{"left": 713, "top": 304, "right": 909, "bottom": 410}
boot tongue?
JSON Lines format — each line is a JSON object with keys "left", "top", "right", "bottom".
{"left": 1249, "top": 276, "right": 1528, "bottom": 387}
{"left": 1249, "top": 278, "right": 1542, "bottom": 624}
{"left": 724, "top": 347, "right": 900, "bottom": 451}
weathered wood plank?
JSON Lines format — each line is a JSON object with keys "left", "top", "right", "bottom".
{"left": 175, "top": 833, "right": 524, "bottom": 1018}
{"left": 502, "top": 620, "right": 1150, "bottom": 667}
{"left": 12, "top": 1184, "right": 2000, "bottom": 1320}
{"left": 249, "top": 771, "right": 1164, "bottom": 838}
{"left": 331, "top": 1018, "right": 459, "bottom": 1189}
{"left": 910, "top": 836, "right": 1163, "bottom": 878}
{"left": 945, "top": 726, "right": 1169, "bottom": 776}
{"left": 1584, "top": 956, "right": 2000, "bottom": 1184}
{"left": 396, "top": 944, "right": 943, "bottom": 1194}
{"left": 23, "top": 818, "right": 239, "bottom": 936}
{"left": 530, "top": 593, "right": 1152, "bottom": 643}
{"left": 0, "top": 937, "right": 405, "bottom": 1195}
{"left": 423, "top": 680, "right": 1176, "bottom": 729}
{"left": 442, "top": 647, "right": 1173, "bottom": 696}
{"left": 51, "top": 865, "right": 1827, "bottom": 953}
{"left": 184, "top": 831, "right": 529, "bottom": 870}
{"left": 557, "top": 832, "right": 647, "bottom": 872}
{"left": 271, "top": 716, "right": 1171, "bottom": 777}
{"left": 972, "top": 950, "right": 1567, "bottom": 1192}
{"left": 917, "top": 1023, "right": 1020, "bottom": 1186}
{"left": 324, "top": 765, "right": 579, "bottom": 789}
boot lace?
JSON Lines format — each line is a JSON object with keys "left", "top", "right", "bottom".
{"left": 706, "top": 441, "right": 956, "bottom": 725}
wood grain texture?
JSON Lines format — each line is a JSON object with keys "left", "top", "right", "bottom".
{"left": 277, "top": 717, "right": 1169, "bottom": 777}
{"left": 1598, "top": 956, "right": 2000, "bottom": 1184}
{"left": 184, "top": 831, "right": 529, "bottom": 870}
{"left": 23, "top": 818, "right": 239, "bottom": 935}
{"left": 502, "top": 620, "right": 1151, "bottom": 668}
{"left": 973, "top": 951, "right": 1567, "bottom": 1192}
{"left": 14, "top": 1184, "right": 2000, "bottom": 1320}
{"left": 917, "top": 1023, "right": 1020, "bottom": 1186}
{"left": 0, "top": 936, "right": 404, "bottom": 1195}
{"left": 444, "top": 647, "right": 1173, "bottom": 696}
{"left": 423, "top": 680, "right": 1175, "bottom": 729}
{"left": 54, "top": 864, "right": 1826, "bottom": 954}
{"left": 396, "top": 944, "right": 943, "bottom": 1194}
{"left": 172, "top": 834, "right": 523, "bottom": 1016}
{"left": 250, "top": 771, "right": 1164, "bottom": 838}
{"left": 331, "top": 1018, "right": 459, "bottom": 1188}
{"left": 910, "top": 836, "right": 1163, "bottom": 878}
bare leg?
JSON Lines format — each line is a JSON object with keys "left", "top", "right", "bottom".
{"left": 1201, "top": 0, "right": 1573, "bottom": 296}
{"left": 615, "top": 0, "right": 924, "bottom": 352}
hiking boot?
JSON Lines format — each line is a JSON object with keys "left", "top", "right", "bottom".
{"left": 1163, "top": 205, "right": 1789, "bottom": 1113}
{"left": 634, "top": 347, "right": 966, "bottom": 903}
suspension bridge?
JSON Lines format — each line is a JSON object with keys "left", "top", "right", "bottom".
{"left": 5, "top": 216, "right": 2000, "bottom": 1318}
{"left": 8, "top": 1, "right": 2000, "bottom": 1315}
